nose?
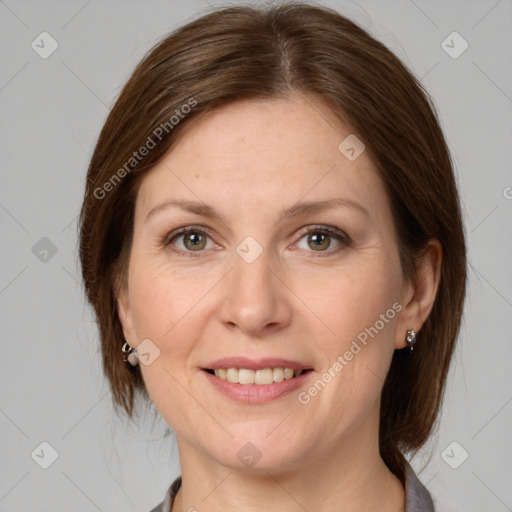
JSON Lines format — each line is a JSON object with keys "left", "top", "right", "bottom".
{"left": 218, "top": 243, "right": 293, "bottom": 337}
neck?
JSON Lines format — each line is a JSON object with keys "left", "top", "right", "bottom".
{"left": 172, "top": 413, "right": 405, "bottom": 512}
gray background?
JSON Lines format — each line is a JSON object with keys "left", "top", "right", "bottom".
{"left": 1, "top": 0, "right": 511, "bottom": 511}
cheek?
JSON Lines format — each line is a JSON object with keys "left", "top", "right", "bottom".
{"left": 296, "top": 256, "right": 401, "bottom": 352}
{"left": 295, "top": 267, "right": 400, "bottom": 441}
{"left": 129, "top": 260, "right": 199, "bottom": 422}
{"left": 126, "top": 250, "right": 217, "bottom": 390}
{"left": 127, "top": 248, "right": 200, "bottom": 339}
{"left": 298, "top": 255, "right": 402, "bottom": 422}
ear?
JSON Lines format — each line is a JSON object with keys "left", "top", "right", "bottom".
{"left": 113, "top": 272, "right": 137, "bottom": 346}
{"left": 395, "top": 238, "right": 442, "bottom": 349}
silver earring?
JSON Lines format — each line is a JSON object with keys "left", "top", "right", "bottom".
{"left": 122, "top": 342, "right": 139, "bottom": 366}
{"left": 406, "top": 329, "right": 417, "bottom": 352}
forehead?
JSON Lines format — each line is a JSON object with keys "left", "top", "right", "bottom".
{"left": 136, "top": 95, "right": 387, "bottom": 223}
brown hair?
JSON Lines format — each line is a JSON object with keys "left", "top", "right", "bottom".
{"left": 78, "top": 2, "right": 467, "bottom": 480}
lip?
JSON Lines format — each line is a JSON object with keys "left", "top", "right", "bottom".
{"left": 202, "top": 369, "right": 312, "bottom": 404}
{"left": 203, "top": 356, "right": 311, "bottom": 372}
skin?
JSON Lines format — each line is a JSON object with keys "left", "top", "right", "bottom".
{"left": 116, "top": 94, "right": 442, "bottom": 512}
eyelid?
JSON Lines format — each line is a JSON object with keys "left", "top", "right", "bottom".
{"left": 163, "top": 224, "right": 216, "bottom": 244}
{"left": 293, "top": 224, "right": 350, "bottom": 243}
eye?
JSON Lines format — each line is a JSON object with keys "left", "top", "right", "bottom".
{"left": 164, "top": 225, "right": 351, "bottom": 257}
{"left": 166, "top": 226, "right": 217, "bottom": 255}
{"left": 294, "top": 225, "right": 351, "bottom": 256}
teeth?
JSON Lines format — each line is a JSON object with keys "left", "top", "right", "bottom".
{"left": 255, "top": 368, "right": 273, "bottom": 385}
{"left": 226, "top": 368, "right": 238, "bottom": 383}
{"left": 211, "top": 367, "right": 304, "bottom": 385}
{"left": 273, "top": 367, "right": 284, "bottom": 382}
{"left": 239, "top": 368, "right": 255, "bottom": 384}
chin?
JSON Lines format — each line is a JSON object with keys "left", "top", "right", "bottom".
{"left": 200, "top": 430, "right": 314, "bottom": 474}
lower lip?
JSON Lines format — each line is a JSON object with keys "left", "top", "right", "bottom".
{"left": 202, "top": 370, "right": 312, "bottom": 404}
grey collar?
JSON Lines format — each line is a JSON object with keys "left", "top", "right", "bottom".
{"left": 404, "top": 459, "right": 436, "bottom": 511}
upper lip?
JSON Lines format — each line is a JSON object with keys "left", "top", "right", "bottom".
{"left": 203, "top": 357, "right": 312, "bottom": 372}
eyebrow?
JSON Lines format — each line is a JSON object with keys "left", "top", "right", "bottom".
{"left": 144, "top": 197, "right": 369, "bottom": 225}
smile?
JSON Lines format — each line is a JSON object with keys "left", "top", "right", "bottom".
{"left": 202, "top": 367, "right": 313, "bottom": 404}
{"left": 205, "top": 367, "right": 305, "bottom": 385}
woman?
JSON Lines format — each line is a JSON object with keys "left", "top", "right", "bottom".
{"left": 78, "top": 3, "right": 467, "bottom": 511}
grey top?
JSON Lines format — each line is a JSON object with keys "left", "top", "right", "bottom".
{"left": 149, "top": 460, "right": 435, "bottom": 512}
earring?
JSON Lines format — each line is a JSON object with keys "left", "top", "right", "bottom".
{"left": 122, "top": 342, "right": 139, "bottom": 366}
{"left": 406, "top": 329, "right": 417, "bottom": 352}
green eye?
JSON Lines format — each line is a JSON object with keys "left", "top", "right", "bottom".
{"left": 168, "top": 227, "right": 214, "bottom": 254}
{"left": 295, "top": 226, "right": 351, "bottom": 255}
{"left": 165, "top": 225, "right": 351, "bottom": 258}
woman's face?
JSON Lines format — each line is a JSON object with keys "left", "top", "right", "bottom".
{"left": 117, "top": 95, "right": 417, "bottom": 472}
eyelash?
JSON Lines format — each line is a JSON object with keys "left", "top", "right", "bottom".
{"left": 162, "top": 225, "right": 352, "bottom": 258}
